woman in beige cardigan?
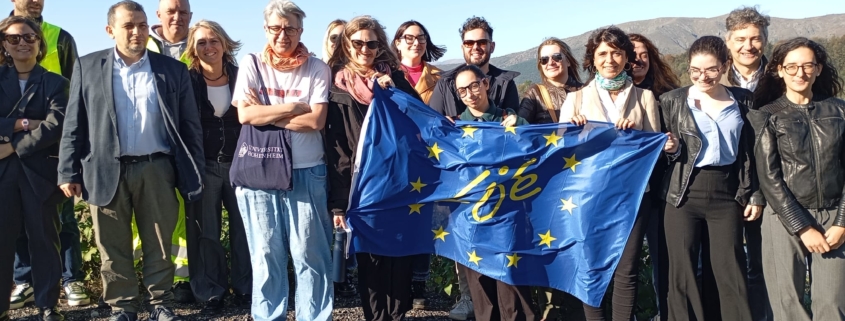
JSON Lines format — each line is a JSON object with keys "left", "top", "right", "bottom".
{"left": 559, "top": 26, "right": 676, "bottom": 321}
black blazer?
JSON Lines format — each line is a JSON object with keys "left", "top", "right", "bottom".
{"left": 58, "top": 49, "right": 205, "bottom": 206}
{"left": 0, "top": 64, "right": 68, "bottom": 201}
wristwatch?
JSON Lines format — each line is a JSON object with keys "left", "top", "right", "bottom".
{"left": 21, "top": 118, "right": 29, "bottom": 131}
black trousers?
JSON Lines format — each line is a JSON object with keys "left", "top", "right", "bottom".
{"left": 583, "top": 192, "right": 654, "bottom": 321}
{"left": 357, "top": 253, "right": 414, "bottom": 321}
{"left": 0, "top": 158, "right": 62, "bottom": 311}
{"left": 744, "top": 217, "right": 772, "bottom": 321}
{"left": 664, "top": 166, "right": 751, "bottom": 321}
{"left": 185, "top": 161, "right": 251, "bottom": 302}
{"left": 458, "top": 264, "right": 537, "bottom": 321}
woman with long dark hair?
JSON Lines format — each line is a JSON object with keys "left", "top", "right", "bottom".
{"left": 660, "top": 36, "right": 763, "bottom": 321}
{"left": 752, "top": 37, "right": 845, "bottom": 321}
{"left": 391, "top": 20, "right": 445, "bottom": 105}
{"left": 519, "top": 37, "right": 582, "bottom": 124}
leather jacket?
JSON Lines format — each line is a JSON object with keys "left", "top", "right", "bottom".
{"left": 659, "top": 86, "right": 764, "bottom": 208}
{"left": 750, "top": 96, "right": 845, "bottom": 235}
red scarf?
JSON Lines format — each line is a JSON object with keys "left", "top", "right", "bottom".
{"left": 334, "top": 62, "right": 391, "bottom": 105}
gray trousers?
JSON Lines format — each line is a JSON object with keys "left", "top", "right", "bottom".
{"left": 90, "top": 157, "right": 179, "bottom": 313}
{"left": 762, "top": 206, "right": 845, "bottom": 321}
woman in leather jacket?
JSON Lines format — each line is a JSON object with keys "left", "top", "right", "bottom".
{"left": 518, "top": 38, "right": 582, "bottom": 125}
{"left": 659, "top": 36, "right": 763, "bottom": 321}
{"left": 751, "top": 37, "right": 845, "bottom": 321}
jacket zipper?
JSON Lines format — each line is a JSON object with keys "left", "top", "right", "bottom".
{"left": 802, "top": 108, "right": 824, "bottom": 207}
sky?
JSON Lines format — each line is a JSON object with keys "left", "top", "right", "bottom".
{"left": 10, "top": 0, "right": 845, "bottom": 64}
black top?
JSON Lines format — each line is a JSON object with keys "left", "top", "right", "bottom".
{"left": 188, "top": 62, "right": 241, "bottom": 161}
{"left": 428, "top": 64, "right": 520, "bottom": 117}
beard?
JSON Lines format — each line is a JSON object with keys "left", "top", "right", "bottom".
{"left": 464, "top": 51, "right": 490, "bottom": 68}
{"left": 125, "top": 43, "right": 146, "bottom": 56}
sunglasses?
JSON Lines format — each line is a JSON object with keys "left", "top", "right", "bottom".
{"left": 402, "top": 34, "right": 427, "bottom": 45}
{"left": 3, "top": 33, "right": 39, "bottom": 45}
{"left": 329, "top": 34, "right": 340, "bottom": 44}
{"left": 462, "top": 39, "right": 489, "bottom": 48}
{"left": 351, "top": 40, "right": 380, "bottom": 50}
{"left": 540, "top": 53, "right": 564, "bottom": 65}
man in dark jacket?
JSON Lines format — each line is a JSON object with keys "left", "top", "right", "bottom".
{"left": 7, "top": 0, "right": 91, "bottom": 311}
{"left": 57, "top": 2, "right": 203, "bottom": 321}
{"left": 428, "top": 16, "right": 520, "bottom": 119}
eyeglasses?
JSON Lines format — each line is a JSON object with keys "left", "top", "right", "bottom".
{"left": 402, "top": 34, "right": 427, "bottom": 45}
{"left": 462, "top": 39, "right": 489, "bottom": 48}
{"left": 329, "top": 34, "right": 340, "bottom": 44}
{"left": 266, "top": 25, "right": 301, "bottom": 36}
{"left": 688, "top": 66, "right": 721, "bottom": 79}
{"left": 456, "top": 79, "right": 486, "bottom": 97}
{"left": 782, "top": 63, "right": 818, "bottom": 76}
{"left": 540, "top": 53, "right": 564, "bottom": 65}
{"left": 350, "top": 40, "right": 379, "bottom": 50}
{"left": 3, "top": 33, "right": 39, "bottom": 45}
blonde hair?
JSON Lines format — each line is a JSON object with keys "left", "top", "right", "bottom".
{"left": 322, "top": 19, "right": 345, "bottom": 62}
{"left": 326, "top": 15, "right": 398, "bottom": 76}
{"left": 185, "top": 19, "right": 242, "bottom": 71}
{"left": 535, "top": 38, "right": 581, "bottom": 85}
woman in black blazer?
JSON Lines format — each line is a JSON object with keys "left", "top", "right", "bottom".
{"left": 0, "top": 16, "right": 69, "bottom": 320}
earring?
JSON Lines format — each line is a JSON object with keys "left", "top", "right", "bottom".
{"left": 624, "top": 62, "right": 632, "bottom": 71}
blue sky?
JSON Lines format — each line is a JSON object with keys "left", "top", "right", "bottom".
{"left": 13, "top": 0, "right": 845, "bottom": 63}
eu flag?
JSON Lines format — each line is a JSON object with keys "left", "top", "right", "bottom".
{"left": 347, "top": 86, "right": 666, "bottom": 307}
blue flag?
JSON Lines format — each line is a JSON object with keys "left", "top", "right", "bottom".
{"left": 347, "top": 86, "right": 667, "bottom": 307}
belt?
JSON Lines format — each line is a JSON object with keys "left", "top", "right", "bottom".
{"left": 118, "top": 152, "right": 169, "bottom": 164}
{"left": 209, "top": 155, "right": 233, "bottom": 163}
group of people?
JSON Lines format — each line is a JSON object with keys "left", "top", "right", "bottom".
{"left": 0, "top": 0, "right": 843, "bottom": 321}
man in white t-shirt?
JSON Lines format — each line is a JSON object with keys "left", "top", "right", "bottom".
{"left": 229, "top": 1, "right": 333, "bottom": 320}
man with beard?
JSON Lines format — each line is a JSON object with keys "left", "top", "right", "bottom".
{"left": 58, "top": 1, "right": 203, "bottom": 320}
{"left": 7, "top": 0, "right": 91, "bottom": 311}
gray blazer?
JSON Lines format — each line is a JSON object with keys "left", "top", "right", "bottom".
{"left": 0, "top": 64, "right": 68, "bottom": 201}
{"left": 58, "top": 48, "right": 205, "bottom": 206}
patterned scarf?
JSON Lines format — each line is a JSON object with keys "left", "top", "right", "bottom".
{"left": 595, "top": 71, "right": 629, "bottom": 91}
{"left": 334, "top": 62, "right": 392, "bottom": 105}
{"left": 262, "top": 43, "right": 310, "bottom": 72}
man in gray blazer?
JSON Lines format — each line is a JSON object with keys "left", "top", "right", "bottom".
{"left": 57, "top": 1, "right": 203, "bottom": 321}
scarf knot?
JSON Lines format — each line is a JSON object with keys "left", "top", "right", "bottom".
{"left": 334, "top": 62, "right": 392, "bottom": 105}
{"left": 595, "top": 71, "right": 630, "bottom": 91}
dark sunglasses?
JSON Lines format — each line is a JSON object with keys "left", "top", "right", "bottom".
{"left": 540, "top": 53, "right": 564, "bottom": 65}
{"left": 402, "top": 34, "right": 427, "bottom": 45}
{"left": 329, "top": 34, "right": 340, "bottom": 44}
{"left": 351, "top": 40, "right": 380, "bottom": 50}
{"left": 3, "top": 33, "right": 39, "bottom": 45}
{"left": 462, "top": 39, "right": 489, "bottom": 48}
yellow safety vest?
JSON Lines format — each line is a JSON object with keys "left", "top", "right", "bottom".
{"left": 39, "top": 21, "right": 62, "bottom": 75}
{"left": 146, "top": 37, "right": 191, "bottom": 66}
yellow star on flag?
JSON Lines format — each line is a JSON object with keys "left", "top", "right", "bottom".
{"left": 563, "top": 154, "right": 581, "bottom": 172}
{"left": 538, "top": 230, "right": 557, "bottom": 248}
{"left": 543, "top": 131, "right": 562, "bottom": 147}
{"left": 467, "top": 250, "right": 483, "bottom": 266}
{"left": 462, "top": 126, "right": 478, "bottom": 138}
{"left": 409, "top": 177, "right": 427, "bottom": 193}
{"left": 427, "top": 142, "right": 444, "bottom": 161}
{"left": 504, "top": 126, "right": 517, "bottom": 135}
{"left": 560, "top": 197, "right": 578, "bottom": 215}
{"left": 432, "top": 226, "right": 450, "bottom": 242}
{"left": 506, "top": 253, "right": 522, "bottom": 268}
{"left": 408, "top": 203, "right": 424, "bottom": 214}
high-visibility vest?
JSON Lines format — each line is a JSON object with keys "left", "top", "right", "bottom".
{"left": 146, "top": 37, "right": 191, "bottom": 66}
{"left": 39, "top": 21, "right": 62, "bottom": 75}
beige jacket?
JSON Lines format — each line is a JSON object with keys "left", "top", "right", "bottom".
{"left": 559, "top": 79, "right": 661, "bottom": 133}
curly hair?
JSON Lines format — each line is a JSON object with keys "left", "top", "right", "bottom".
{"left": 754, "top": 37, "right": 842, "bottom": 106}
{"left": 326, "top": 15, "right": 399, "bottom": 76}
{"left": 0, "top": 16, "right": 46, "bottom": 65}
{"left": 459, "top": 16, "right": 493, "bottom": 40}
{"left": 629, "top": 33, "right": 680, "bottom": 97}
{"left": 582, "top": 26, "right": 635, "bottom": 82}
{"left": 726, "top": 6, "right": 770, "bottom": 42}
{"left": 391, "top": 20, "right": 446, "bottom": 62}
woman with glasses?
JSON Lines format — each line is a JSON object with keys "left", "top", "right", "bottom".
{"left": 753, "top": 37, "right": 845, "bottom": 321}
{"left": 0, "top": 16, "right": 68, "bottom": 321}
{"left": 519, "top": 38, "right": 582, "bottom": 124}
{"left": 660, "top": 36, "right": 762, "bottom": 321}
{"left": 324, "top": 15, "right": 422, "bottom": 321}
{"left": 391, "top": 20, "right": 445, "bottom": 105}
{"left": 558, "top": 26, "right": 667, "bottom": 321}
{"left": 322, "top": 19, "right": 345, "bottom": 63}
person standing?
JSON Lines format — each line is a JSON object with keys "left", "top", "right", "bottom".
{"left": 57, "top": 2, "right": 204, "bottom": 320}
{"left": 321, "top": 19, "right": 345, "bottom": 63}
{"left": 148, "top": 0, "right": 192, "bottom": 64}
{"left": 6, "top": 0, "right": 91, "bottom": 310}
{"left": 0, "top": 15, "right": 68, "bottom": 321}
{"left": 752, "top": 37, "right": 845, "bottom": 321}
{"left": 519, "top": 37, "right": 583, "bottom": 124}
{"left": 230, "top": 1, "right": 333, "bottom": 320}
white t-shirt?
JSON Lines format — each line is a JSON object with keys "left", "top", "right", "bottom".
{"left": 207, "top": 85, "right": 231, "bottom": 117}
{"left": 232, "top": 54, "right": 330, "bottom": 169}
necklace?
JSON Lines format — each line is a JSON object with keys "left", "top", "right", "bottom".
{"left": 17, "top": 67, "right": 34, "bottom": 74}
{"left": 203, "top": 70, "right": 226, "bottom": 81}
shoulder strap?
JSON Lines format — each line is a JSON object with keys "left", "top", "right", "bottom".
{"left": 249, "top": 54, "right": 271, "bottom": 105}
{"left": 574, "top": 88, "right": 582, "bottom": 116}
{"left": 537, "top": 84, "right": 558, "bottom": 123}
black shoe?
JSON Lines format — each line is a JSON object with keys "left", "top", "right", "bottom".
{"left": 97, "top": 296, "right": 110, "bottom": 309}
{"left": 108, "top": 311, "right": 138, "bottom": 321}
{"left": 171, "top": 282, "right": 194, "bottom": 303}
{"left": 232, "top": 293, "right": 251, "bottom": 309}
{"left": 150, "top": 306, "right": 183, "bottom": 321}
{"left": 334, "top": 281, "right": 357, "bottom": 297}
{"left": 40, "top": 307, "right": 65, "bottom": 321}
{"left": 411, "top": 281, "right": 426, "bottom": 310}
{"left": 200, "top": 298, "right": 223, "bottom": 315}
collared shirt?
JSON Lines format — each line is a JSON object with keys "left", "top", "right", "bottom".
{"left": 688, "top": 93, "right": 744, "bottom": 167}
{"left": 459, "top": 102, "right": 528, "bottom": 125}
{"left": 113, "top": 48, "right": 170, "bottom": 156}
{"left": 731, "top": 62, "right": 764, "bottom": 92}
{"left": 596, "top": 80, "right": 632, "bottom": 123}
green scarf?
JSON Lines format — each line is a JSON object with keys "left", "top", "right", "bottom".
{"left": 595, "top": 71, "right": 629, "bottom": 91}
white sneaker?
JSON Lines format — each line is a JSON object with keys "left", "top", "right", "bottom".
{"left": 9, "top": 283, "right": 34, "bottom": 309}
{"left": 448, "top": 296, "right": 474, "bottom": 320}
{"left": 63, "top": 281, "right": 91, "bottom": 307}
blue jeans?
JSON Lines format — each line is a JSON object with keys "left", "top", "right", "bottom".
{"left": 236, "top": 164, "right": 333, "bottom": 321}
{"left": 14, "top": 197, "right": 82, "bottom": 287}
